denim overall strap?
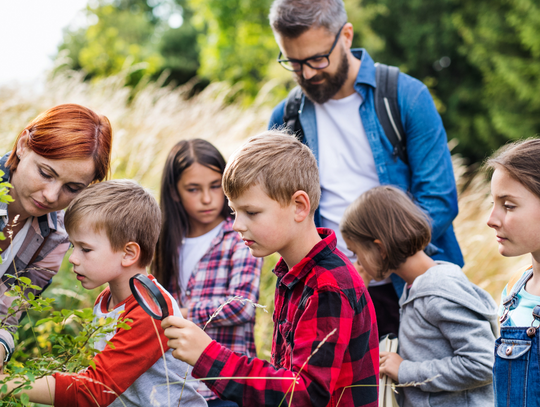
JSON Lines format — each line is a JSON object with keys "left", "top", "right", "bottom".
{"left": 500, "top": 268, "right": 534, "bottom": 325}
{"left": 494, "top": 292, "right": 540, "bottom": 406}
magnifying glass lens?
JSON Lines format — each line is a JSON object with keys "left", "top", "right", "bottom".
{"left": 133, "top": 278, "right": 163, "bottom": 318}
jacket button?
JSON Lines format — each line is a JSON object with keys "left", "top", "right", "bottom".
{"left": 505, "top": 347, "right": 513, "bottom": 356}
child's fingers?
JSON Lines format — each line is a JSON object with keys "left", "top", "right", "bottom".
{"left": 161, "top": 315, "right": 188, "bottom": 330}
{"left": 164, "top": 327, "right": 184, "bottom": 341}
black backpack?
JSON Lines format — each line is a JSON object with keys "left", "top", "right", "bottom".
{"left": 282, "top": 63, "right": 408, "bottom": 164}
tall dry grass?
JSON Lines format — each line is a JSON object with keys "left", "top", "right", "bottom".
{"left": 0, "top": 69, "right": 525, "bottom": 358}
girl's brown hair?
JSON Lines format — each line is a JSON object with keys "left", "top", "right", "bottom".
{"left": 340, "top": 186, "right": 431, "bottom": 278}
{"left": 152, "top": 139, "right": 230, "bottom": 296}
{"left": 7, "top": 104, "right": 112, "bottom": 182}
{"left": 485, "top": 138, "right": 540, "bottom": 200}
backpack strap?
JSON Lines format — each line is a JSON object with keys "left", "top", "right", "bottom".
{"left": 374, "top": 63, "right": 408, "bottom": 165}
{"left": 283, "top": 86, "right": 305, "bottom": 142}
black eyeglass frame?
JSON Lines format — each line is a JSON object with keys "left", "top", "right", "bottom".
{"left": 277, "top": 23, "right": 346, "bottom": 72}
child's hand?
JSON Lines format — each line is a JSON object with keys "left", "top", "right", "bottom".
{"left": 379, "top": 351, "right": 403, "bottom": 382}
{"left": 162, "top": 316, "right": 213, "bottom": 366}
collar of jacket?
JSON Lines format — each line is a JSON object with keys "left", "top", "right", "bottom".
{"left": 351, "top": 48, "right": 377, "bottom": 90}
{"left": 0, "top": 152, "right": 57, "bottom": 237}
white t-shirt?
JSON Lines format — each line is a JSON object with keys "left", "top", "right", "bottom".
{"left": 316, "top": 92, "right": 390, "bottom": 286}
{"left": 178, "top": 221, "right": 224, "bottom": 292}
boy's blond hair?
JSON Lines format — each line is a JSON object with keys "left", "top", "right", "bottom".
{"left": 64, "top": 179, "right": 161, "bottom": 267}
{"left": 223, "top": 130, "right": 320, "bottom": 214}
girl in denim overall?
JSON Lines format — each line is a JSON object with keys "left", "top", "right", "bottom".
{"left": 486, "top": 138, "right": 540, "bottom": 407}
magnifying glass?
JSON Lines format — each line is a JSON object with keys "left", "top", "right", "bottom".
{"left": 129, "top": 274, "right": 169, "bottom": 320}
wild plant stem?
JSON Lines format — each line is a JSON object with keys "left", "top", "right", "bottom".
{"left": 151, "top": 317, "right": 171, "bottom": 407}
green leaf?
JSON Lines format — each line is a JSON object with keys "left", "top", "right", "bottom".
{"left": 35, "top": 318, "right": 53, "bottom": 327}
{"left": 20, "top": 393, "right": 30, "bottom": 405}
{"left": 18, "top": 277, "right": 32, "bottom": 285}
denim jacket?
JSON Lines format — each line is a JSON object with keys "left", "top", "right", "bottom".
{"left": 269, "top": 48, "right": 464, "bottom": 273}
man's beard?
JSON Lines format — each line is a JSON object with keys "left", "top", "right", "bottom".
{"left": 297, "top": 51, "right": 349, "bottom": 104}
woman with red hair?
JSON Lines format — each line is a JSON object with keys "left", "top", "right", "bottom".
{"left": 0, "top": 104, "right": 112, "bottom": 367}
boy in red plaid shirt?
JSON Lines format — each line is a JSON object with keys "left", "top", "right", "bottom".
{"left": 162, "top": 131, "right": 379, "bottom": 406}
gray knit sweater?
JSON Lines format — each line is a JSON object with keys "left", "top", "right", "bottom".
{"left": 396, "top": 262, "right": 498, "bottom": 407}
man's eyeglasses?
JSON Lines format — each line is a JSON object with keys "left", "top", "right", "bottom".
{"left": 277, "top": 24, "right": 346, "bottom": 72}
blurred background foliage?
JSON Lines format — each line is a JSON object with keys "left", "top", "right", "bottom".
{"left": 56, "top": 0, "right": 540, "bottom": 162}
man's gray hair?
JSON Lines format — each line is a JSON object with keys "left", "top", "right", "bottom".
{"left": 269, "top": 0, "right": 347, "bottom": 38}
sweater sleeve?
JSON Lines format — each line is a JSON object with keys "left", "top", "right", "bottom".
{"left": 398, "top": 296, "right": 495, "bottom": 392}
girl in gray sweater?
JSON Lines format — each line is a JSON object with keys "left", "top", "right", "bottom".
{"left": 340, "top": 186, "right": 498, "bottom": 407}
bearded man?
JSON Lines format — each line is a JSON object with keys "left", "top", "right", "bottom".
{"left": 268, "top": 0, "right": 463, "bottom": 337}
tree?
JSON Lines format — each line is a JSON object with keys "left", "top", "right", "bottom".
{"left": 187, "top": 0, "right": 277, "bottom": 97}
{"left": 57, "top": 0, "right": 200, "bottom": 86}
{"left": 350, "top": 0, "right": 489, "bottom": 162}
{"left": 453, "top": 0, "right": 540, "bottom": 155}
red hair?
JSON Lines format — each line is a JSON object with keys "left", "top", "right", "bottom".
{"left": 7, "top": 104, "right": 112, "bottom": 182}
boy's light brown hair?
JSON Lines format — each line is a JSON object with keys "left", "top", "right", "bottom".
{"left": 340, "top": 186, "right": 431, "bottom": 278}
{"left": 223, "top": 130, "right": 320, "bottom": 214}
{"left": 64, "top": 179, "right": 161, "bottom": 267}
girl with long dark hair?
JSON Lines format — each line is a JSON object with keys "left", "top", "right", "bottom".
{"left": 153, "top": 139, "right": 262, "bottom": 406}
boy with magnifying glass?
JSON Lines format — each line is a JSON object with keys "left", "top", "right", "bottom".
{"left": 162, "top": 131, "right": 379, "bottom": 407}
{"left": 0, "top": 180, "right": 207, "bottom": 407}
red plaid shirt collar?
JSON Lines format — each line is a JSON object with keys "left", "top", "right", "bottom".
{"left": 274, "top": 227, "right": 336, "bottom": 287}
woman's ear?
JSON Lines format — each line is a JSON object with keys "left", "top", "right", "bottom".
{"left": 122, "top": 242, "right": 141, "bottom": 267}
{"left": 373, "top": 239, "right": 387, "bottom": 259}
{"left": 16, "top": 130, "right": 30, "bottom": 159}
{"left": 292, "top": 190, "right": 311, "bottom": 223}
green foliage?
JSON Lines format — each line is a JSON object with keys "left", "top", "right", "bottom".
{"left": 188, "top": 0, "right": 278, "bottom": 98}
{"left": 453, "top": 0, "right": 540, "bottom": 156}
{"left": 58, "top": 0, "right": 200, "bottom": 86}
{"left": 348, "top": 0, "right": 540, "bottom": 162}
{"left": 353, "top": 0, "right": 487, "bottom": 161}
{"left": 0, "top": 269, "right": 129, "bottom": 405}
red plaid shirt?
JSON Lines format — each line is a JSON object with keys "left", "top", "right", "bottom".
{"left": 169, "top": 219, "right": 263, "bottom": 399}
{"left": 192, "top": 228, "right": 379, "bottom": 407}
